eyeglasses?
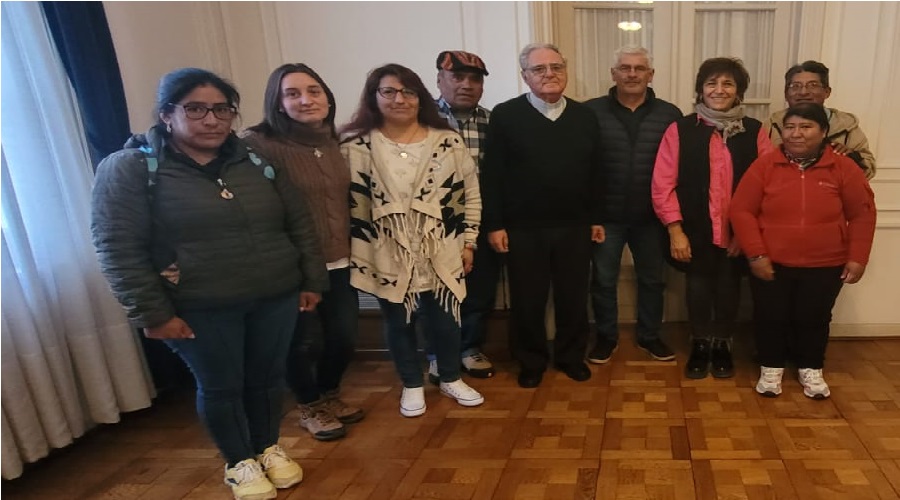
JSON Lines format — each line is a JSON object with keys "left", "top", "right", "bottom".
{"left": 376, "top": 87, "right": 419, "bottom": 100}
{"left": 526, "top": 63, "right": 567, "bottom": 76}
{"left": 615, "top": 64, "right": 650, "bottom": 73}
{"left": 787, "top": 81, "right": 826, "bottom": 92}
{"left": 170, "top": 103, "right": 237, "bottom": 120}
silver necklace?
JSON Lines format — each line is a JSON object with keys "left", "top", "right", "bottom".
{"left": 313, "top": 148, "right": 323, "bottom": 158}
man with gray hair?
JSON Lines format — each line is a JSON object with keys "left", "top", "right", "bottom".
{"left": 584, "top": 46, "right": 682, "bottom": 365}
{"left": 481, "top": 43, "right": 605, "bottom": 388}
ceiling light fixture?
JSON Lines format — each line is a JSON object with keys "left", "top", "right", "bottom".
{"left": 617, "top": 21, "right": 642, "bottom": 31}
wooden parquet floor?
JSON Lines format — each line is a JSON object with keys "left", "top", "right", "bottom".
{"left": 8, "top": 325, "right": 900, "bottom": 499}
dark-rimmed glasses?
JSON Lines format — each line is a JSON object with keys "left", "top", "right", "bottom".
{"left": 169, "top": 103, "right": 238, "bottom": 120}
{"left": 787, "top": 81, "right": 825, "bottom": 93}
{"left": 376, "top": 87, "right": 419, "bottom": 100}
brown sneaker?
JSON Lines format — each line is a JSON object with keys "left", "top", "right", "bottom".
{"left": 321, "top": 391, "right": 364, "bottom": 424}
{"left": 297, "top": 401, "right": 346, "bottom": 441}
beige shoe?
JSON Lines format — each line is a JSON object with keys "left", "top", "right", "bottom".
{"left": 256, "top": 445, "right": 303, "bottom": 489}
{"left": 297, "top": 400, "right": 346, "bottom": 441}
{"left": 322, "top": 390, "right": 364, "bottom": 424}
{"left": 224, "top": 458, "right": 276, "bottom": 500}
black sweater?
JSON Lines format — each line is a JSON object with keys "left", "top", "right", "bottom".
{"left": 481, "top": 94, "right": 602, "bottom": 231}
{"left": 584, "top": 88, "right": 682, "bottom": 224}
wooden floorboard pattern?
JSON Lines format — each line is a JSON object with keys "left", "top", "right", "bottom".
{"left": 7, "top": 324, "right": 900, "bottom": 499}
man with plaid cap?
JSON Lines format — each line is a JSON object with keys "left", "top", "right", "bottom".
{"left": 425, "top": 50, "right": 498, "bottom": 382}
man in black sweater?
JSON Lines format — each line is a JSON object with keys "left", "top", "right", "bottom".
{"left": 481, "top": 43, "right": 605, "bottom": 388}
{"left": 584, "top": 46, "right": 683, "bottom": 365}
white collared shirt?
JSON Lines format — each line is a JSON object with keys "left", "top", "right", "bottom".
{"left": 527, "top": 92, "right": 567, "bottom": 121}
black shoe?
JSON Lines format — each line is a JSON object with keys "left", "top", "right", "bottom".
{"left": 518, "top": 369, "right": 544, "bottom": 388}
{"left": 555, "top": 362, "right": 592, "bottom": 382}
{"left": 710, "top": 339, "right": 735, "bottom": 378}
{"left": 685, "top": 339, "right": 711, "bottom": 379}
{"left": 587, "top": 339, "right": 617, "bottom": 364}
{"left": 637, "top": 338, "right": 676, "bottom": 361}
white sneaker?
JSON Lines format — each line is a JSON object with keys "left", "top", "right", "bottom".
{"left": 439, "top": 379, "right": 485, "bottom": 407}
{"left": 224, "top": 458, "right": 276, "bottom": 500}
{"left": 462, "top": 352, "right": 496, "bottom": 378}
{"left": 256, "top": 444, "right": 303, "bottom": 488}
{"left": 798, "top": 368, "right": 831, "bottom": 399}
{"left": 755, "top": 366, "right": 784, "bottom": 397}
{"left": 427, "top": 359, "right": 440, "bottom": 386}
{"left": 400, "top": 386, "right": 426, "bottom": 417}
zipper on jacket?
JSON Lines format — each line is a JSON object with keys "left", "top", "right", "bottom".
{"left": 800, "top": 168, "right": 806, "bottom": 265}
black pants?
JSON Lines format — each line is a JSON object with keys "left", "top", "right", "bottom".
{"left": 685, "top": 244, "right": 743, "bottom": 340}
{"left": 506, "top": 225, "right": 592, "bottom": 371}
{"left": 749, "top": 264, "right": 844, "bottom": 369}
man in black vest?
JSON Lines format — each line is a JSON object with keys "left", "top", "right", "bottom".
{"left": 482, "top": 43, "right": 605, "bottom": 388}
{"left": 584, "top": 46, "right": 682, "bottom": 364}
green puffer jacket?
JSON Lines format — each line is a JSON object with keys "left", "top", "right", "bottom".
{"left": 91, "top": 126, "right": 328, "bottom": 328}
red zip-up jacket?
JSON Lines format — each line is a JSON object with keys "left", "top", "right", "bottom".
{"left": 730, "top": 146, "right": 876, "bottom": 268}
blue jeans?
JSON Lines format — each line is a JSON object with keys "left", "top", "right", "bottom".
{"left": 164, "top": 291, "right": 298, "bottom": 466}
{"left": 379, "top": 293, "right": 461, "bottom": 387}
{"left": 590, "top": 221, "right": 666, "bottom": 344}
{"left": 287, "top": 268, "right": 359, "bottom": 404}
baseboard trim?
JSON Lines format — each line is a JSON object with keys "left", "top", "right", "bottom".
{"left": 829, "top": 323, "right": 900, "bottom": 337}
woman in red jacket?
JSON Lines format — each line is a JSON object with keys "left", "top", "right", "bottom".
{"left": 730, "top": 102, "right": 876, "bottom": 400}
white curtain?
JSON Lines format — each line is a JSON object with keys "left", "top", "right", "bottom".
{"left": 1, "top": 2, "right": 155, "bottom": 480}
{"left": 574, "top": 7, "right": 654, "bottom": 98}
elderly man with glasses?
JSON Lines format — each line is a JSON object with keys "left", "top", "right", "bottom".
{"left": 481, "top": 43, "right": 605, "bottom": 388}
{"left": 764, "top": 60, "right": 876, "bottom": 179}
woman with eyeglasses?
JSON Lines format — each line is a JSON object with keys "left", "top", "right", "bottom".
{"left": 340, "top": 63, "right": 484, "bottom": 417}
{"left": 241, "top": 64, "right": 362, "bottom": 442}
{"left": 92, "top": 68, "right": 327, "bottom": 500}
{"left": 651, "top": 57, "right": 772, "bottom": 380}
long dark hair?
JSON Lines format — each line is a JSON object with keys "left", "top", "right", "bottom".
{"left": 339, "top": 63, "right": 452, "bottom": 138}
{"left": 155, "top": 68, "right": 240, "bottom": 133}
{"left": 247, "top": 63, "right": 337, "bottom": 139}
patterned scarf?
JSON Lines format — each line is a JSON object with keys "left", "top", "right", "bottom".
{"left": 782, "top": 144, "right": 825, "bottom": 170}
{"left": 695, "top": 102, "right": 746, "bottom": 143}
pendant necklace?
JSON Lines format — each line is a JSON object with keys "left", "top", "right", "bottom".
{"left": 313, "top": 148, "right": 324, "bottom": 158}
{"left": 217, "top": 178, "right": 234, "bottom": 200}
{"left": 388, "top": 124, "right": 420, "bottom": 159}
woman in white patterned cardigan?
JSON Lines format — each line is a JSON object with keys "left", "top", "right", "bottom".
{"left": 340, "top": 63, "right": 484, "bottom": 417}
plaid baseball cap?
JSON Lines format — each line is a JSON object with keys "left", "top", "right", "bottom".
{"left": 436, "top": 50, "right": 489, "bottom": 76}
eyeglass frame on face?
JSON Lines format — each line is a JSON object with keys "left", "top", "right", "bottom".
{"left": 376, "top": 87, "right": 419, "bottom": 101}
{"left": 614, "top": 64, "right": 651, "bottom": 74}
{"left": 786, "top": 81, "right": 826, "bottom": 93}
{"left": 169, "top": 103, "right": 238, "bottom": 120}
{"left": 525, "top": 63, "right": 567, "bottom": 76}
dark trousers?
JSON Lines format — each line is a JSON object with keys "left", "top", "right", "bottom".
{"left": 165, "top": 291, "right": 298, "bottom": 465}
{"left": 750, "top": 265, "right": 844, "bottom": 369}
{"left": 590, "top": 221, "right": 666, "bottom": 344}
{"left": 424, "top": 231, "right": 502, "bottom": 361}
{"left": 287, "top": 268, "right": 359, "bottom": 404}
{"left": 685, "top": 244, "right": 743, "bottom": 340}
{"left": 379, "top": 292, "right": 462, "bottom": 387}
{"left": 506, "top": 225, "right": 592, "bottom": 371}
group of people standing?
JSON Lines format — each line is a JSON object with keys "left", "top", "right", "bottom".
{"left": 90, "top": 43, "right": 877, "bottom": 500}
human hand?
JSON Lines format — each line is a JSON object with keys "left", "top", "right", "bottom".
{"left": 144, "top": 316, "right": 194, "bottom": 339}
{"left": 488, "top": 230, "right": 509, "bottom": 253}
{"left": 830, "top": 142, "right": 851, "bottom": 155}
{"left": 299, "top": 291, "right": 322, "bottom": 312}
{"left": 668, "top": 225, "right": 691, "bottom": 262}
{"left": 749, "top": 257, "right": 775, "bottom": 281}
{"left": 591, "top": 225, "right": 605, "bottom": 243}
{"left": 841, "top": 261, "right": 866, "bottom": 284}
{"left": 462, "top": 247, "right": 475, "bottom": 275}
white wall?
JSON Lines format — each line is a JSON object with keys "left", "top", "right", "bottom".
{"left": 104, "top": 1, "right": 532, "bottom": 130}
{"left": 103, "top": 1, "right": 900, "bottom": 334}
